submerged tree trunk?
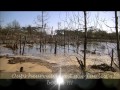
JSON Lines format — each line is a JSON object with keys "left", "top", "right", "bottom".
{"left": 110, "top": 49, "right": 114, "bottom": 70}
{"left": 64, "top": 30, "right": 65, "bottom": 54}
{"left": 19, "top": 35, "right": 22, "bottom": 55}
{"left": 40, "top": 40, "right": 42, "bottom": 52}
{"left": 115, "top": 11, "right": 120, "bottom": 70}
{"left": 54, "top": 41, "right": 57, "bottom": 55}
{"left": 76, "top": 37, "right": 79, "bottom": 54}
{"left": 44, "top": 37, "right": 46, "bottom": 52}
{"left": 22, "top": 36, "right": 26, "bottom": 55}
{"left": 68, "top": 34, "right": 70, "bottom": 53}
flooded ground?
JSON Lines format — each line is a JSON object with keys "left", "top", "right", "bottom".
{"left": 0, "top": 42, "right": 118, "bottom": 56}
{"left": 0, "top": 42, "right": 119, "bottom": 79}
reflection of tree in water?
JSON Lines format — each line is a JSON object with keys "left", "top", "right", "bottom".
{"left": 28, "top": 44, "right": 34, "bottom": 54}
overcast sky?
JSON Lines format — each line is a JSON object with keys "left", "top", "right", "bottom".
{"left": 0, "top": 11, "right": 120, "bottom": 34}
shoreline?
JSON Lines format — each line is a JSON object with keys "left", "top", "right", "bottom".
{"left": 0, "top": 54, "right": 120, "bottom": 79}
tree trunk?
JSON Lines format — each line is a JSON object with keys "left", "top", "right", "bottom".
{"left": 83, "top": 11, "right": 87, "bottom": 79}
{"left": 115, "top": 11, "right": 120, "bottom": 70}
{"left": 22, "top": 36, "right": 26, "bottom": 55}
{"left": 110, "top": 49, "right": 114, "bottom": 70}
{"left": 40, "top": 40, "right": 42, "bottom": 52}
{"left": 54, "top": 41, "right": 57, "bottom": 55}
{"left": 19, "top": 35, "right": 21, "bottom": 55}
{"left": 64, "top": 30, "right": 65, "bottom": 54}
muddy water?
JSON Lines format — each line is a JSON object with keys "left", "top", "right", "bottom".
{"left": 0, "top": 42, "right": 117, "bottom": 57}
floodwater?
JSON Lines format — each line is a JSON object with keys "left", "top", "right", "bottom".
{"left": 0, "top": 42, "right": 117, "bottom": 57}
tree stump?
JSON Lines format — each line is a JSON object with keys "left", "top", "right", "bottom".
{"left": 20, "top": 67, "right": 23, "bottom": 72}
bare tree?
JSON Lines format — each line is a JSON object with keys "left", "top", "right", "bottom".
{"left": 115, "top": 11, "right": 120, "bottom": 70}
{"left": 12, "top": 20, "right": 20, "bottom": 31}
{"left": 35, "top": 11, "right": 49, "bottom": 34}
{"left": 0, "top": 19, "right": 3, "bottom": 30}
{"left": 83, "top": 11, "right": 87, "bottom": 78}
{"left": 98, "top": 12, "right": 120, "bottom": 71}
{"left": 34, "top": 11, "right": 49, "bottom": 52}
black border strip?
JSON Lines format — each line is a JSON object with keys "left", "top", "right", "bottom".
{"left": 0, "top": 0, "right": 120, "bottom": 11}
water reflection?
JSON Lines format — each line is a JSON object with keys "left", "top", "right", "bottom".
{"left": 0, "top": 42, "right": 117, "bottom": 57}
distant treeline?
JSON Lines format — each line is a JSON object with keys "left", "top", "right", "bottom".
{"left": 0, "top": 25, "right": 120, "bottom": 44}
{"left": 55, "top": 29, "right": 120, "bottom": 41}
